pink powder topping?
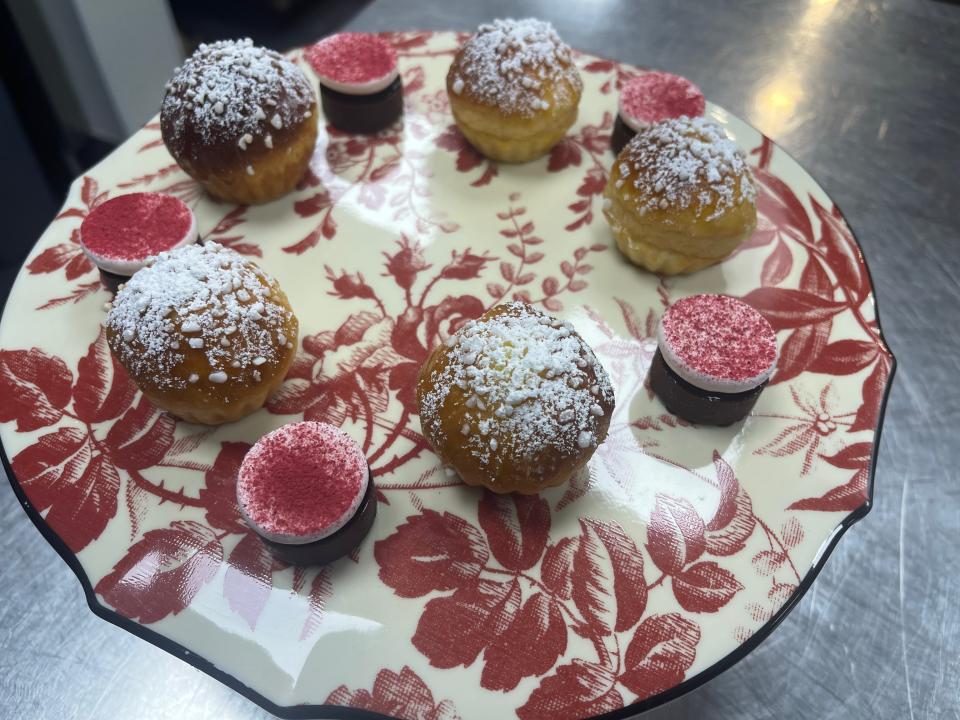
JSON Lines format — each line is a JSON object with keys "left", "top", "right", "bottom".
{"left": 80, "top": 192, "right": 194, "bottom": 261}
{"left": 237, "top": 422, "right": 367, "bottom": 540}
{"left": 307, "top": 33, "right": 397, "bottom": 86}
{"left": 661, "top": 294, "right": 776, "bottom": 383}
{"left": 620, "top": 71, "right": 705, "bottom": 128}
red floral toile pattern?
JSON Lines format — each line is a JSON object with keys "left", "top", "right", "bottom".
{"left": 0, "top": 32, "right": 892, "bottom": 720}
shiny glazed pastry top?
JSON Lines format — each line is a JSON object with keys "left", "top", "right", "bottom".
{"left": 417, "top": 302, "right": 614, "bottom": 494}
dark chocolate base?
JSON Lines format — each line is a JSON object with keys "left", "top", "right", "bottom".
{"left": 320, "top": 77, "right": 403, "bottom": 135}
{"left": 649, "top": 349, "right": 766, "bottom": 426}
{"left": 611, "top": 115, "right": 637, "bottom": 155}
{"left": 99, "top": 269, "right": 129, "bottom": 295}
{"left": 260, "top": 469, "right": 378, "bottom": 566}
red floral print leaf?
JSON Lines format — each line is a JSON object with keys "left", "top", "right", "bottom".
{"left": 672, "top": 561, "right": 743, "bottom": 612}
{"left": 412, "top": 578, "right": 521, "bottom": 669}
{"left": 402, "top": 65, "right": 426, "bottom": 95}
{"left": 138, "top": 137, "right": 165, "bottom": 152}
{"left": 223, "top": 532, "right": 274, "bottom": 630}
{"left": 614, "top": 298, "right": 647, "bottom": 341}
{"left": 94, "top": 520, "right": 222, "bottom": 623}
{"left": 572, "top": 518, "right": 647, "bottom": 636}
{"left": 441, "top": 249, "right": 492, "bottom": 280}
{"left": 799, "top": 253, "right": 834, "bottom": 298}
{"left": 104, "top": 397, "right": 175, "bottom": 470}
{"left": 36, "top": 280, "right": 102, "bottom": 311}
{"left": 198, "top": 441, "right": 251, "bottom": 534}
{"left": 754, "top": 168, "right": 814, "bottom": 243}
{"left": 781, "top": 517, "right": 804, "bottom": 548}
{"left": 809, "top": 339, "right": 879, "bottom": 375}
{"left": 541, "top": 537, "right": 577, "bottom": 600}
{"left": 547, "top": 138, "right": 582, "bottom": 172}
{"left": 266, "top": 377, "right": 321, "bottom": 415}
{"left": 210, "top": 206, "right": 248, "bottom": 237}
{"left": 741, "top": 287, "right": 847, "bottom": 331}
{"left": 706, "top": 451, "right": 737, "bottom": 531}
{"left": 64, "top": 252, "right": 93, "bottom": 280}
{"left": 789, "top": 467, "right": 869, "bottom": 512}
{"left": 517, "top": 659, "right": 622, "bottom": 720}
{"left": 326, "top": 665, "right": 461, "bottom": 720}
{"left": 80, "top": 176, "right": 100, "bottom": 206}
{"left": 821, "top": 441, "right": 872, "bottom": 470}
{"left": 12, "top": 428, "right": 120, "bottom": 552}
{"left": 850, "top": 359, "right": 889, "bottom": 432}
{"left": 0, "top": 349, "right": 73, "bottom": 431}
{"left": 54, "top": 208, "right": 86, "bottom": 221}
{"left": 752, "top": 549, "right": 785, "bottom": 576}
{"left": 811, "top": 195, "right": 867, "bottom": 298}
{"left": 770, "top": 319, "right": 833, "bottom": 385}
{"left": 478, "top": 491, "right": 550, "bottom": 572}
{"left": 72, "top": 327, "right": 137, "bottom": 424}
{"left": 294, "top": 190, "right": 333, "bottom": 217}
{"left": 26, "top": 243, "right": 79, "bottom": 275}
{"left": 301, "top": 568, "right": 332, "bottom": 640}
{"left": 739, "top": 226, "right": 776, "bottom": 251}
{"left": 646, "top": 494, "right": 706, "bottom": 576}
{"left": 481, "top": 592, "right": 566, "bottom": 691}
{"left": 583, "top": 59, "right": 615, "bottom": 73}
{"left": 620, "top": 613, "right": 700, "bottom": 700}
{"left": 705, "top": 489, "right": 755, "bottom": 557}
{"left": 375, "top": 510, "right": 488, "bottom": 598}
{"left": 760, "top": 237, "right": 793, "bottom": 286}
{"left": 284, "top": 228, "right": 322, "bottom": 255}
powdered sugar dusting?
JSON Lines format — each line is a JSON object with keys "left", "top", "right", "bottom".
{"left": 106, "top": 242, "right": 293, "bottom": 390}
{"left": 449, "top": 18, "right": 581, "bottom": 117}
{"left": 161, "top": 38, "right": 314, "bottom": 155}
{"left": 620, "top": 116, "right": 755, "bottom": 221}
{"left": 619, "top": 71, "right": 705, "bottom": 132}
{"left": 237, "top": 422, "right": 368, "bottom": 543}
{"left": 420, "top": 302, "right": 614, "bottom": 468}
{"left": 658, "top": 294, "right": 777, "bottom": 393}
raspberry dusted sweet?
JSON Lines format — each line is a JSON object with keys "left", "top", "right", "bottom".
{"left": 651, "top": 294, "right": 778, "bottom": 425}
{"left": 236, "top": 422, "right": 376, "bottom": 565}
{"left": 611, "top": 71, "right": 705, "bottom": 154}
{"left": 417, "top": 302, "right": 614, "bottom": 494}
{"left": 307, "top": 33, "right": 403, "bottom": 134}
{"left": 79, "top": 192, "right": 197, "bottom": 293}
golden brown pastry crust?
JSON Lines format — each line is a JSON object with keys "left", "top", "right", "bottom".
{"left": 417, "top": 302, "right": 614, "bottom": 494}
{"left": 446, "top": 19, "right": 582, "bottom": 163}
{"left": 603, "top": 116, "right": 757, "bottom": 275}
{"left": 106, "top": 243, "right": 298, "bottom": 425}
{"left": 160, "top": 38, "right": 318, "bottom": 204}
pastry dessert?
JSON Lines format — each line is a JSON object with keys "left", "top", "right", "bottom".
{"left": 446, "top": 18, "right": 582, "bottom": 163}
{"left": 650, "top": 294, "right": 777, "bottom": 426}
{"left": 603, "top": 116, "right": 757, "bottom": 275}
{"left": 237, "top": 421, "right": 376, "bottom": 565}
{"left": 306, "top": 32, "right": 403, "bottom": 134}
{"left": 417, "top": 302, "right": 614, "bottom": 494}
{"left": 79, "top": 192, "right": 197, "bottom": 294}
{"left": 105, "top": 242, "right": 298, "bottom": 425}
{"left": 611, "top": 71, "right": 705, "bottom": 155}
{"left": 160, "top": 38, "right": 318, "bottom": 204}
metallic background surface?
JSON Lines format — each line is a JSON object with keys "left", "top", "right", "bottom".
{"left": 2, "top": 1, "right": 957, "bottom": 718}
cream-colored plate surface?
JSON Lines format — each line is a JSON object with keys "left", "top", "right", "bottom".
{"left": 0, "top": 31, "right": 893, "bottom": 720}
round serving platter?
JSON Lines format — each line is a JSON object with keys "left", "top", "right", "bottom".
{"left": 0, "top": 31, "right": 894, "bottom": 720}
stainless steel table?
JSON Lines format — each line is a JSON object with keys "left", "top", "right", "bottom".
{"left": 2, "top": 1, "right": 957, "bottom": 718}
